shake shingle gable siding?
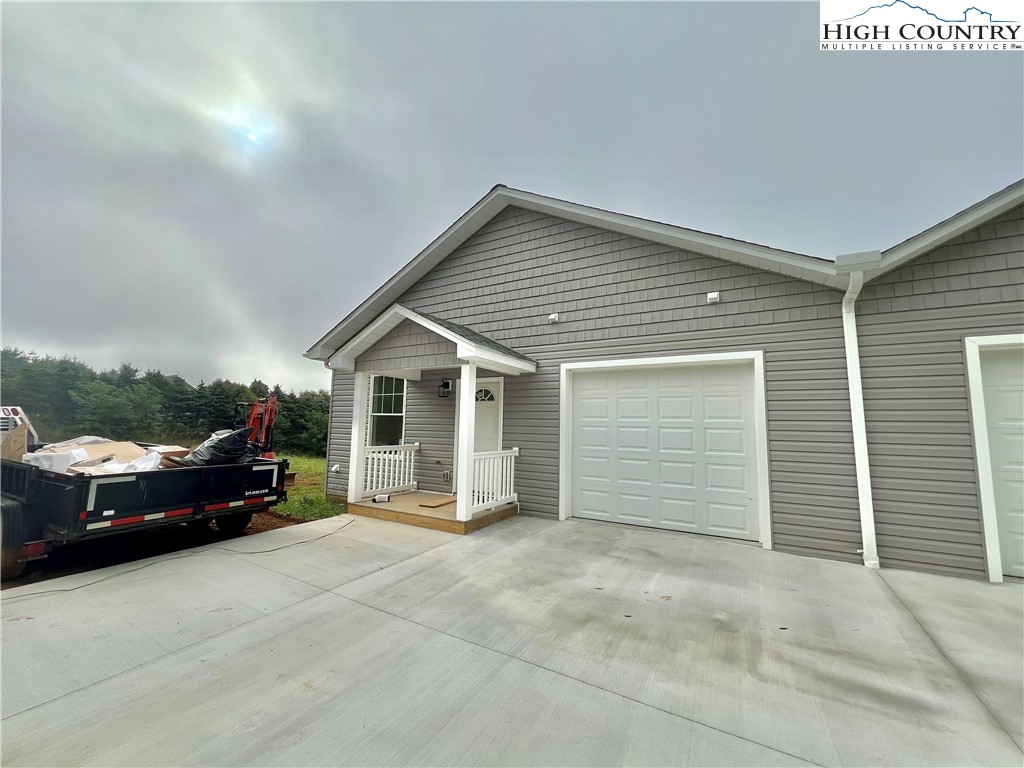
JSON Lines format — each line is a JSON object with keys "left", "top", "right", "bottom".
{"left": 857, "top": 204, "right": 1024, "bottom": 580}
{"left": 328, "top": 206, "right": 864, "bottom": 565}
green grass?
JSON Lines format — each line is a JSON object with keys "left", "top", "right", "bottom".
{"left": 274, "top": 454, "right": 347, "bottom": 522}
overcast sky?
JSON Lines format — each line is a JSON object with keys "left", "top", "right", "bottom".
{"left": 2, "top": 2, "right": 1021, "bottom": 392}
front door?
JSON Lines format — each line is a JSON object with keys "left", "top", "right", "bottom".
{"left": 453, "top": 378, "right": 504, "bottom": 490}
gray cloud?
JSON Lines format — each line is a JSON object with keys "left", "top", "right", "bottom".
{"left": 3, "top": 2, "right": 1021, "bottom": 391}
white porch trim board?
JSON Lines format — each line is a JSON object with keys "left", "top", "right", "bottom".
{"left": 347, "top": 372, "right": 370, "bottom": 504}
{"left": 325, "top": 304, "right": 536, "bottom": 376}
{"left": 558, "top": 351, "right": 774, "bottom": 551}
{"left": 965, "top": 333, "right": 1024, "bottom": 583}
{"left": 455, "top": 362, "right": 477, "bottom": 522}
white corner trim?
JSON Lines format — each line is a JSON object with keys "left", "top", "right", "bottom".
{"left": 347, "top": 372, "right": 370, "bottom": 504}
{"left": 751, "top": 351, "right": 772, "bottom": 550}
{"left": 558, "top": 351, "right": 773, "bottom": 550}
{"left": 558, "top": 363, "right": 570, "bottom": 521}
{"left": 965, "top": 333, "right": 1024, "bottom": 583}
{"left": 841, "top": 271, "right": 879, "bottom": 570}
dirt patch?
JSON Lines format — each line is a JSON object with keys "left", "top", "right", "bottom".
{"left": 248, "top": 510, "right": 303, "bottom": 535}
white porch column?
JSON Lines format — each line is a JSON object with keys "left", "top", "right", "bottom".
{"left": 347, "top": 371, "right": 370, "bottom": 504}
{"left": 455, "top": 362, "right": 477, "bottom": 522}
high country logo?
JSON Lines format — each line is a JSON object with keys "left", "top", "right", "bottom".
{"left": 820, "top": 0, "right": 1022, "bottom": 51}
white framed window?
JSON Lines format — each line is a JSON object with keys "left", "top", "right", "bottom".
{"left": 370, "top": 375, "right": 406, "bottom": 446}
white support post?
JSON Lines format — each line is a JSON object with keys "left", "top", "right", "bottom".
{"left": 348, "top": 372, "right": 370, "bottom": 504}
{"left": 455, "top": 362, "right": 477, "bottom": 522}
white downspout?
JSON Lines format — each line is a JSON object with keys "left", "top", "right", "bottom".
{"left": 841, "top": 270, "right": 879, "bottom": 569}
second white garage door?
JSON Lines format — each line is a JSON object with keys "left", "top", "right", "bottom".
{"left": 571, "top": 363, "right": 760, "bottom": 541}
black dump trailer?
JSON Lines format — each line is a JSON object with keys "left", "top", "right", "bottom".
{"left": 0, "top": 451, "right": 288, "bottom": 580}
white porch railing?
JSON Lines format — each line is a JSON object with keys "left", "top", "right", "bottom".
{"left": 364, "top": 443, "right": 419, "bottom": 496}
{"left": 470, "top": 447, "right": 519, "bottom": 514}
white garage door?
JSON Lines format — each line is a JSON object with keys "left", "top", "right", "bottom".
{"left": 982, "top": 347, "right": 1024, "bottom": 578}
{"left": 571, "top": 363, "right": 759, "bottom": 541}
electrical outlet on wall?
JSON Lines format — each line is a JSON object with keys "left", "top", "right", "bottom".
{"left": 442, "top": 470, "right": 451, "bottom": 481}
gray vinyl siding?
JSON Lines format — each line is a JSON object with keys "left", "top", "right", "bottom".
{"left": 406, "top": 368, "right": 459, "bottom": 493}
{"left": 331, "top": 206, "right": 862, "bottom": 563}
{"left": 326, "top": 370, "right": 354, "bottom": 499}
{"left": 355, "top": 320, "right": 458, "bottom": 372}
{"left": 857, "top": 204, "right": 1024, "bottom": 580}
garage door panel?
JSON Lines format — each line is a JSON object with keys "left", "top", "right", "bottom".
{"left": 571, "top": 362, "right": 759, "bottom": 542}
{"left": 617, "top": 397, "right": 650, "bottom": 420}
{"left": 705, "top": 428, "right": 746, "bottom": 455}
{"left": 659, "top": 498, "right": 700, "bottom": 529}
{"left": 576, "top": 455, "right": 610, "bottom": 482}
{"left": 616, "top": 426, "right": 652, "bottom": 451}
{"left": 577, "top": 488, "right": 612, "bottom": 517}
{"left": 657, "top": 395, "right": 694, "bottom": 420}
{"left": 705, "top": 395, "right": 746, "bottom": 420}
{"left": 707, "top": 501, "right": 753, "bottom": 535}
{"left": 706, "top": 463, "right": 750, "bottom": 493}
{"left": 659, "top": 460, "right": 696, "bottom": 489}
{"left": 577, "top": 397, "right": 610, "bottom": 420}
{"left": 617, "top": 457, "right": 653, "bottom": 486}
{"left": 658, "top": 427, "right": 694, "bottom": 453}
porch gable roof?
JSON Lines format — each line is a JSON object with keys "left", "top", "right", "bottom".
{"left": 328, "top": 304, "right": 537, "bottom": 376}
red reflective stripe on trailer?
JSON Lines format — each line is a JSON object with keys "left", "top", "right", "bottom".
{"left": 243, "top": 496, "right": 267, "bottom": 506}
{"left": 205, "top": 502, "right": 232, "bottom": 512}
{"left": 110, "top": 515, "right": 147, "bottom": 527}
{"left": 164, "top": 507, "right": 193, "bottom": 518}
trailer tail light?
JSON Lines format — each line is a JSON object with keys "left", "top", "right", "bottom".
{"left": 79, "top": 511, "right": 88, "bottom": 520}
{"left": 22, "top": 541, "right": 46, "bottom": 558}
{"left": 1, "top": 408, "right": 9, "bottom": 417}
{"left": 9, "top": 408, "right": 19, "bottom": 416}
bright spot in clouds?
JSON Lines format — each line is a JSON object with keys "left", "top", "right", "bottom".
{"left": 218, "top": 103, "right": 278, "bottom": 156}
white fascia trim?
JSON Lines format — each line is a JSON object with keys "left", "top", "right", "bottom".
{"left": 558, "top": 351, "right": 773, "bottom": 551}
{"left": 841, "top": 271, "right": 879, "bottom": 570}
{"left": 458, "top": 346, "right": 537, "bottom": 376}
{"left": 871, "top": 181, "right": 1024, "bottom": 281}
{"left": 498, "top": 189, "right": 841, "bottom": 288}
{"left": 965, "top": 333, "right": 1024, "bottom": 583}
{"left": 327, "top": 304, "right": 534, "bottom": 375}
{"left": 306, "top": 192, "right": 508, "bottom": 360}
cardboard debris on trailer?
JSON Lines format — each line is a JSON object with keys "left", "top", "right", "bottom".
{"left": 35, "top": 441, "right": 149, "bottom": 464}
{"left": 25, "top": 440, "right": 190, "bottom": 475}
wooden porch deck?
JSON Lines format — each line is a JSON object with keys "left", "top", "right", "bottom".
{"left": 347, "top": 491, "right": 518, "bottom": 535}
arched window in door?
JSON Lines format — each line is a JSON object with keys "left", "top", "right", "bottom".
{"left": 475, "top": 387, "right": 496, "bottom": 402}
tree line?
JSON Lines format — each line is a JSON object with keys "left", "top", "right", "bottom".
{"left": 1, "top": 348, "right": 329, "bottom": 456}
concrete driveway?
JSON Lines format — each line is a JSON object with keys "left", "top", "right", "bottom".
{"left": 2, "top": 515, "right": 1022, "bottom": 767}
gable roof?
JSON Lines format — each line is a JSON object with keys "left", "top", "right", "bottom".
{"left": 327, "top": 304, "right": 537, "bottom": 376}
{"left": 306, "top": 180, "right": 1024, "bottom": 363}
{"left": 306, "top": 185, "right": 843, "bottom": 361}
{"left": 867, "top": 178, "right": 1024, "bottom": 282}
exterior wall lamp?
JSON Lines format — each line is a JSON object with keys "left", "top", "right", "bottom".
{"left": 438, "top": 378, "right": 452, "bottom": 398}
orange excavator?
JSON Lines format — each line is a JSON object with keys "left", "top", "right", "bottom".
{"left": 234, "top": 396, "right": 278, "bottom": 459}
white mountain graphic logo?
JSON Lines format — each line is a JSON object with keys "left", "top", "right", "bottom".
{"left": 831, "top": 0, "right": 1018, "bottom": 23}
